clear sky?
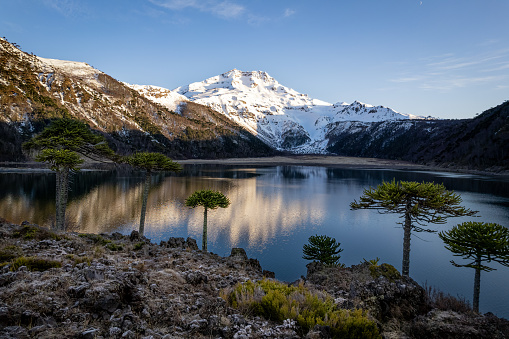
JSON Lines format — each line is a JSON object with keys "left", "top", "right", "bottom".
{"left": 1, "top": 0, "right": 508, "bottom": 119}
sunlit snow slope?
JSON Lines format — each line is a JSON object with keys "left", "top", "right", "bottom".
{"left": 130, "top": 69, "right": 426, "bottom": 153}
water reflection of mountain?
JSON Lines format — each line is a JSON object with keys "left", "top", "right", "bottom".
{"left": 0, "top": 166, "right": 328, "bottom": 248}
{"left": 1, "top": 165, "right": 508, "bottom": 243}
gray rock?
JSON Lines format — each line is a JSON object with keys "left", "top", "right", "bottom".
{"left": 67, "top": 283, "right": 90, "bottom": 298}
{"left": 185, "top": 271, "right": 208, "bottom": 285}
{"left": 230, "top": 248, "right": 248, "bottom": 260}
{"left": 185, "top": 237, "right": 198, "bottom": 250}
{"left": 83, "top": 267, "right": 105, "bottom": 281}
{"left": 167, "top": 237, "right": 185, "bottom": 248}
{"left": 81, "top": 328, "right": 100, "bottom": 339}
{"left": 0, "top": 326, "right": 29, "bottom": 339}
{"left": 109, "top": 326, "right": 122, "bottom": 336}
{"left": 122, "top": 329, "right": 136, "bottom": 338}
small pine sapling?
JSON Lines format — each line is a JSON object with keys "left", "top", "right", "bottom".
{"left": 302, "top": 234, "right": 343, "bottom": 266}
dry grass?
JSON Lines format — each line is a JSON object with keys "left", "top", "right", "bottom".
{"left": 425, "top": 283, "right": 472, "bottom": 314}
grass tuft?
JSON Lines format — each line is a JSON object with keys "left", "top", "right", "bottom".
{"left": 10, "top": 256, "right": 62, "bottom": 272}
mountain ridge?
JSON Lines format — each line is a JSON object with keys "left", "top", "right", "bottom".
{"left": 0, "top": 37, "right": 507, "bottom": 171}
{"left": 0, "top": 37, "right": 275, "bottom": 161}
{"left": 128, "top": 68, "right": 426, "bottom": 153}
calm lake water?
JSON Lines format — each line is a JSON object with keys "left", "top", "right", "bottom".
{"left": 1, "top": 165, "right": 509, "bottom": 318}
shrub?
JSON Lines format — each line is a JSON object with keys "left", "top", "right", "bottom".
{"left": 363, "top": 258, "right": 401, "bottom": 282}
{"left": 0, "top": 245, "right": 23, "bottom": 261}
{"left": 224, "top": 279, "right": 380, "bottom": 338}
{"left": 65, "top": 254, "right": 92, "bottom": 266}
{"left": 13, "top": 224, "right": 60, "bottom": 241}
{"left": 79, "top": 233, "right": 111, "bottom": 246}
{"left": 425, "top": 283, "right": 472, "bottom": 313}
{"left": 134, "top": 242, "right": 145, "bottom": 251}
{"left": 106, "top": 243, "right": 123, "bottom": 251}
{"left": 10, "top": 256, "right": 61, "bottom": 271}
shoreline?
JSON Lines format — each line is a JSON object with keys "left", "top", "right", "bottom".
{"left": 1, "top": 155, "right": 508, "bottom": 177}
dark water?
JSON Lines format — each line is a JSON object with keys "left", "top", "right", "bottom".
{"left": 1, "top": 165, "right": 509, "bottom": 318}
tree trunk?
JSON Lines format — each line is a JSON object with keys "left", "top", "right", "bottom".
{"left": 402, "top": 202, "right": 412, "bottom": 276}
{"left": 202, "top": 207, "right": 208, "bottom": 252}
{"left": 473, "top": 255, "right": 482, "bottom": 313}
{"left": 139, "top": 171, "right": 151, "bottom": 236}
{"left": 55, "top": 168, "right": 69, "bottom": 231}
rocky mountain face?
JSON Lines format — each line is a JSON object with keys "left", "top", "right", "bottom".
{"left": 0, "top": 38, "right": 275, "bottom": 161}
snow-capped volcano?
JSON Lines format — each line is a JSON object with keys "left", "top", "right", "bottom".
{"left": 128, "top": 69, "right": 426, "bottom": 153}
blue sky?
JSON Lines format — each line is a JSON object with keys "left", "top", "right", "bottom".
{"left": 1, "top": 0, "right": 508, "bottom": 119}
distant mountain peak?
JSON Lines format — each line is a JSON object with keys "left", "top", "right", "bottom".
{"left": 127, "top": 69, "right": 427, "bottom": 153}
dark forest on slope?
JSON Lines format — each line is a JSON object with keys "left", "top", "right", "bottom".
{"left": 326, "top": 100, "right": 509, "bottom": 171}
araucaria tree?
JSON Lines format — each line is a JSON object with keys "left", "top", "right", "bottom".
{"left": 439, "top": 221, "right": 509, "bottom": 313}
{"left": 302, "top": 234, "right": 343, "bottom": 266}
{"left": 350, "top": 179, "right": 477, "bottom": 276}
{"left": 185, "top": 190, "right": 230, "bottom": 252}
{"left": 23, "top": 118, "right": 116, "bottom": 231}
{"left": 125, "top": 152, "right": 182, "bottom": 236}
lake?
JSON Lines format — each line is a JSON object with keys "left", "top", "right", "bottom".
{"left": 1, "top": 164, "right": 508, "bottom": 318}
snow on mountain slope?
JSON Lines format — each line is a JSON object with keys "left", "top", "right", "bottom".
{"left": 129, "top": 69, "right": 426, "bottom": 153}
{"left": 124, "top": 84, "right": 188, "bottom": 112}
{"left": 331, "top": 100, "right": 422, "bottom": 122}
{"left": 36, "top": 57, "right": 104, "bottom": 89}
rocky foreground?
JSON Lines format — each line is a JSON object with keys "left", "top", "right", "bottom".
{"left": 1, "top": 220, "right": 508, "bottom": 338}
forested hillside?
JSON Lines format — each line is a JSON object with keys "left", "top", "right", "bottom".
{"left": 326, "top": 101, "right": 509, "bottom": 171}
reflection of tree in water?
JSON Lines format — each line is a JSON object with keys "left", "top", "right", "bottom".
{"left": 2, "top": 165, "right": 508, "bottom": 245}
{"left": 0, "top": 172, "right": 56, "bottom": 225}
{"left": 0, "top": 170, "right": 143, "bottom": 226}
{"left": 279, "top": 166, "right": 310, "bottom": 179}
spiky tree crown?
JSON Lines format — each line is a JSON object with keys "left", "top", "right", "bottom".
{"left": 126, "top": 152, "right": 182, "bottom": 173}
{"left": 23, "top": 118, "right": 116, "bottom": 168}
{"left": 439, "top": 221, "right": 509, "bottom": 272}
{"left": 185, "top": 190, "right": 230, "bottom": 210}
{"left": 302, "top": 234, "right": 343, "bottom": 266}
{"left": 350, "top": 179, "right": 477, "bottom": 232}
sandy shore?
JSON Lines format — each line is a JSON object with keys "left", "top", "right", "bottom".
{"left": 178, "top": 155, "right": 432, "bottom": 170}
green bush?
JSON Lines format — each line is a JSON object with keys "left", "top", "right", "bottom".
{"left": 106, "top": 243, "right": 123, "bottom": 251}
{"left": 224, "top": 279, "right": 380, "bottom": 338}
{"left": 79, "top": 233, "right": 111, "bottom": 246}
{"left": 363, "top": 258, "right": 400, "bottom": 282}
{"left": 10, "top": 256, "right": 61, "bottom": 271}
{"left": 0, "top": 245, "right": 23, "bottom": 261}
{"left": 134, "top": 242, "right": 145, "bottom": 251}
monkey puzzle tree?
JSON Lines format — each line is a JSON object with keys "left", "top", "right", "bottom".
{"left": 302, "top": 234, "right": 343, "bottom": 266}
{"left": 439, "top": 221, "right": 509, "bottom": 313}
{"left": 125, "top": 152, "right": 182, "bottom": 236}
{"left": 23, "top": 118, "right": 116, "bottom": 231}
{"left": 185, "top": 189, "right": 230, "bottom": 252}
{"left": 350, "top": 179, "right": 477, "bottom": 276}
